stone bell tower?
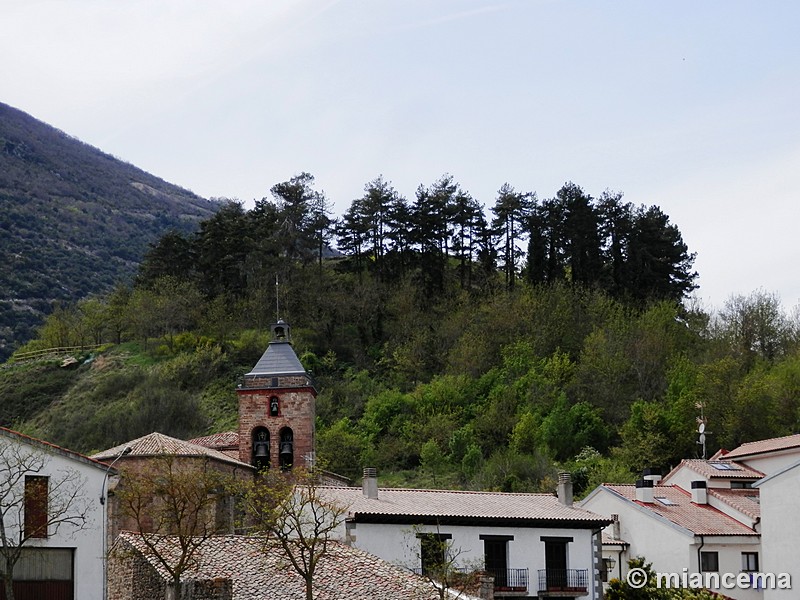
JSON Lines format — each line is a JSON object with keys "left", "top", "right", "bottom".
{"left": 237, "top": 320, "right": 316, "bottom": 471}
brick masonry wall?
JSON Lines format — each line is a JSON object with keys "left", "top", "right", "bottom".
{"left": 237, "top": 386, "right": 316, "bottom": 469}
{"left": 108, "top": 539, "right": 233, "bottom": 600}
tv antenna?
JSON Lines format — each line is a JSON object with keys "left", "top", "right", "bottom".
{"left": 696, "top": 402, "right": 711, "bottom": 459}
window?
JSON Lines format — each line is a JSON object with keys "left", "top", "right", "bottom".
{"left": 710, "top": 462, "right": 739, "bottom": 471}
{"left": 270, "top": 397, "right": 280, "bottom": 416}
{"left": 655, "top": 497, "right": 677, "bottom": 505}
{"left": 24, "top": 476, "right": 48, "bottom": 538}
{"left": 742, "top": 552, "right": 759, "bottom": 572}
{"left": 730, "top": 481, "right": 754, "bottom": 489}
{"left": 481, "top": 535, "right": 513, "bottom": 588}
{"left": 417, "top": 533, "right": 451, "bottom": 576}
{"left": 700, "top": 551, "right": 719, "bottom": 573}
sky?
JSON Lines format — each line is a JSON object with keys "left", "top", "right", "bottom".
{"left": 3, "top": 1, "right": 800, "bottom": 311}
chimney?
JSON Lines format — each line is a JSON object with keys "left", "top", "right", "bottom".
{"left": 557, "top": 472, "right": 573, "bottom": 507}
{"left": 643, "top": 467, "right": 662, "bottom": 485}
{"left": 635, "top": 479, "right": 654, "bottom": 503}
{"left": 691, "top": 480, "right": 708, "bottom": 505}
{"left": 362, "top": 467, "right": 378, "bottom": 499}
{"left": 611, "top": 514, "right": 621, "bottom": 540}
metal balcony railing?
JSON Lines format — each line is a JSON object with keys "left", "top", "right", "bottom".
{"left": 537, "top": 568, "right": 589, "bottom": 594}
{"left": 410, "top": 567, "right": 529, "bottom": 593}
{"left": 484, "top": 568, "right": 529, "bottom": 591}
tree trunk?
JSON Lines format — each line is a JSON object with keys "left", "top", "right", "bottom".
{"left": 305, "top": 574, "right": 314, "bottom": 600}
{"left": 4, "top": 574, "right": 15, "bottom": 600}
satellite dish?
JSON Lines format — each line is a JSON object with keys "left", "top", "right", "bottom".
{"left": 698, "top": 423, "right": 706, "bottom": 434}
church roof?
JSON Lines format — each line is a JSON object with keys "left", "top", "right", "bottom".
{"left": 246, "top": 341, "right": 307, "bottom": 378}
{"left": 92, "top": 432, "right": 251, "bottom": 469}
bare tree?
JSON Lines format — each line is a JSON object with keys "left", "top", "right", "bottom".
{"left": 239, "top": 466, "right": 350, "bottom": 600}
{"left": 0, "top": 441, "right": 92, "bottom": 600}
{"left": 115, "top": 454, "right": 233, "bottom": 600}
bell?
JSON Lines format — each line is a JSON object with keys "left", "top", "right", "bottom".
{"left": 280, "top": 441, "right": 293, "bottom": 458}
{"left": 254, "top": 442, "right": 269, "bottom": 458}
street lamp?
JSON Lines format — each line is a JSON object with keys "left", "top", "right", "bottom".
{"left": 101, "top": 447, "right": 132, "bottom": 600}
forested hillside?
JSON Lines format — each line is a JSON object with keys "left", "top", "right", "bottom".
{"left": 0, "top": 102, "right": 220, "bottom": 361}
{"left": 6, "top": 171, "right": 799, "bottom": 494}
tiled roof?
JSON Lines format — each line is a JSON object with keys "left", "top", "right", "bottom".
{"left": 189, "top": 431, "right": 239, "bottom": 448}
{"left": 114, "top": 532, "right": 450, "bottom": 600}
{"left": 246, "top": 341, "right": 307, "bottom": 377}
{"left": 707, "top": 489, "right": 761, "bottom": 521}
{"left": 318, "top": 487, "right": 610, "bottom": 526}
{"left": 670, "top": 459, "right": 764, "bottom": 480}
{"left": 724, "top": 433, "right": 800, "bottom": 459}
{"left": 601, "top": 532, "right": 628, "bottom": 546}
{"left": 0, "top": 426, "right": 113, "bottom": 473}
{"left": 92, "top": 432, "right": 251, "bottom": 469}
{"left": 602, "top": 485, "right": 758, "bottom": 536}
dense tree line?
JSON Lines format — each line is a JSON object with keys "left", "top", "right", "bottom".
{"left": 134, "top": 173, "right": 696, "bottom": 310}
{"left": 13, "top": 172, "right": 800, "bottom": 495}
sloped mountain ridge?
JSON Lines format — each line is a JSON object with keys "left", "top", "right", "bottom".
{"left": 0, "top": 102, "right": 221, "bottom": 360}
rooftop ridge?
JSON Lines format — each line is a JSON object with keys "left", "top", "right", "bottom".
{"left": 0, "top": 426, "right": 114, "bottom": 472}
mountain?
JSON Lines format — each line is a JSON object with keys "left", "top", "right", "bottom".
{"left": 0, "top": 102, "right": 220, "bottom": 361}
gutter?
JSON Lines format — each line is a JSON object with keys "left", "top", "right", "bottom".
{"left": 697, "top": 534, "right": 705, "bottom": 573}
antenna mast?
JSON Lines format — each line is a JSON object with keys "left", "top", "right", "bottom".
{"left": 275, "top": 274, "right": 280, "bottom": 321}
{"left": 696, "top": 402, "right": 710, "bottom": 459}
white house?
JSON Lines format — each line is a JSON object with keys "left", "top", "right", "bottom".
{"left": 0, "top": 426, "right": 114, "bottom": 600}
{"left": 581, "top": 474, "right": 761, "bottom": 600}
{"left": 722, "top": 433, "right": 800, "bottom": 478}
{"left": 319, "top": 470, "right": 610, "bottom": 600}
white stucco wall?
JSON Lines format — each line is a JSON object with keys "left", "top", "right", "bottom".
{"left": 738, "top": 452, "right": 800, "bottom": 478}
{"left": 341, "top": 521, "right": 598, "bottom": 598}
{"left": 582, "top": 488, "right": 761, "bottom": 600}
{"left": 0, "top": 434, "right": 108, "bottom": 600}
{"left": 754, "top": 468, "right": 800, "bottom": 599}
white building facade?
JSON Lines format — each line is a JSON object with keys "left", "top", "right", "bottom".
{"left": 0, "top": 427, "right": 112, "bottom": 600}
{"left": 321, "top": 471, "right": 610, "bottom": 600}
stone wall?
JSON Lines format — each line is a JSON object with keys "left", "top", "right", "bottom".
{"left": 237, "top": 386, "right": 315, "bottom": 470}
{"left": 108, "top": 539, "right": 233, "bottom": 600}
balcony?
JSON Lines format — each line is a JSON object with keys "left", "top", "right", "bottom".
{"left": 484, "top": 568, "right": 529, "bottom": 594}
{"left": 537, "top": 569, "right": 589, "bottom": 597}
{"left": 410, "top": 567, "right": 529, "bottom": 596}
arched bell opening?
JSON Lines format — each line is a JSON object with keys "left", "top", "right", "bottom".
{"left": 252, "top": 427, "right": 270, "bottom": 472}
{"left": 279, "top": 427, "right": 294, "bottom": 471}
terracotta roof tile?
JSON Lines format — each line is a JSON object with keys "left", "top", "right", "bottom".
{"left": 189, "top": 431, "right": 239, "bottom": 449}
{"left": 603, "top": 485, "right": 758, "bottom": 536}
{"left": 0, "top": 426, "right": 113, "bottom": 473}
{"left": 92, "top": 432, "right": 252, "bottom": 469}
{"left": 672, "top": 459, "right": 764, "bottom": 480}
{"left": 724, "top": 433, "right": 800, "bottom": 459}
{"left": 114, "top": 532, "right": 453, "bottom": 600}
{"left": 707, "top": 488, "right": 761, "bottom": 521}
{"left": 318, "top": 487, "right": 609, "bottom": 525}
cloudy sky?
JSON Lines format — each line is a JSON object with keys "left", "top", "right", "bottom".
{"left": 3, "top": 1, "right": 799, "bottom": 310}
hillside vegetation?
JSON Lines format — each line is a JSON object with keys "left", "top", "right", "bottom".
{"left": 0, "top": 102, "right": 220, "bottom": 361}
{"left": 6, "top": 173, "right": 800, "bottom": 495}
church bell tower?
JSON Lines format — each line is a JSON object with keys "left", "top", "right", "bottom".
{"left": 236, "top": 320, "right": 316, "bottom": 471}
